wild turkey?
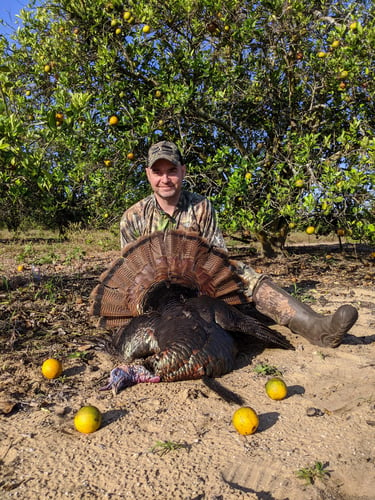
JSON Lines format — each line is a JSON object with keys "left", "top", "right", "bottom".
{"left": 90, "top": 230, "right": 293, "bottom": 393}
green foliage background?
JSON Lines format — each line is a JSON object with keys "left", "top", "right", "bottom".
{"left": 0, "top": 0, "right": 374, "bottom": 253}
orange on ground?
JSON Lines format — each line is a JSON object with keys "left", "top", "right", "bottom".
{"left": 232, "top": 407, "right": 259, "bottom": 435}
{"left": 265, "top": 377, "right": 288, "bottom": 400}
{"left": 74, "top": 406, "right": 102, "bottom": 434}
{"left": 41, "top": 358, "right": 63, "bottom": 379}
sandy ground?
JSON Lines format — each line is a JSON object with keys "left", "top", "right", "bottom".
{"left": 1, "top": 245, "right": 374, "bottom": 499}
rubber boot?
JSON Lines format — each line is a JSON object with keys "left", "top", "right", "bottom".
{"left": 252, "top": 279, "right": 358, "bottom": 347}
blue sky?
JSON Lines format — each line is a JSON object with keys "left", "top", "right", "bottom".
{"left": 0, "top": 0, "right": 31, "bottom": 37}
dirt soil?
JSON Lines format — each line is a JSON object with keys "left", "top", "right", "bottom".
{"left": 1, "top": 233, "right": 374, "bottom": 500}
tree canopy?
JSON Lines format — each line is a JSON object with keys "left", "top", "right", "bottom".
{"left": 1, "top": 0, "right": 374, "bottom": 253}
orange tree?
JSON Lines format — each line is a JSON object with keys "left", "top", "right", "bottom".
{"left": 0, "top": 0, "right": 374, "bottom": 251}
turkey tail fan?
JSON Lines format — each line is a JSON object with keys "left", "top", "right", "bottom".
{"left": 89, "top": 230, "right": 252, "bottom": 329}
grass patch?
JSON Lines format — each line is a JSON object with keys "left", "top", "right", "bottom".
{"left": 296, "top": 461, "right": 331, "bottom": 485}
{"left": 150, "top": 440, "right": 189, "bottom": 456}
{"left": 253, "top": 363, "right": 283, "bottom": 377}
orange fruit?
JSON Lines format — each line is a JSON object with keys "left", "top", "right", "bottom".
{"left": 294, "top": 179, "right": 304, "bottom": 188}
{"left": 127, "top": 152, "right": 135, "bottom": 160}
{"left": 41, "top": 358, "right": 63, "bottom": 379}
{"left": 104, "top": 160, "right": 112, "bottom": 167}
{"left": 108, "top": 115, "right": 119, "bottom": 126}
{"left": 305, "top": 226, "right": 315, "bottom": 235}
{"left": 142, "top": 24, "right": 151, "bottom": 34}
{"left": 265, "top": 377, "right": 288, "bottom": 400}
{"left": 74, "top": 406, "right": 102, "bottom": 434}
{"left": 17, "top": 264, "right": 25, "bottom": 272}
{"left": 232, "top": 407, "right": 259, "bottom": 435}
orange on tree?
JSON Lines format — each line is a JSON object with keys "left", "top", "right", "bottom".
{"left": 232, "top": 407, "right": 259, "bottom": 435}
{"left": 41, "top": 358, "right": 63, "bottom": 379}
{"left": 265, "top": 377, "right": 288, "bottom": 400}
{"left": 127, "top": 152, "right": 135, "bottom": 160}
{"left": 294, "top": 179, "right": 304, "bottom": 188}
{"left": 306, "top": 225, "right": 315, "bottom": 235}
{"left": 108, "top": 115, "right": 119, "bottom": 126}
{"left": 74, "top": 405, "right": 102, "bottom": 434}
{"left": 142, "top": 24, "right": 151, "bottom": 34}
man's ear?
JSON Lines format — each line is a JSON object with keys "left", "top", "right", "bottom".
{"left": 145, "top": 167, "right": 152, "bottom": 182}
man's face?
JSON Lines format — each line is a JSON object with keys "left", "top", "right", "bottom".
{"left": 146, "top": 159, "right": 186, "bottom": 203}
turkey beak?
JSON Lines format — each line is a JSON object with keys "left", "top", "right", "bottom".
{"left": 111, "top": 379, "right": 123, "bottom": 396}
{"left": 99, "top": 378, "right": 123, "bottom": 395}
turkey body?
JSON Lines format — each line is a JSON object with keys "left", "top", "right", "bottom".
{"left": 90, "top": 230, "right": 293, "bottom": 392}
{"left": 110, "top": 294, "right": 292, "bottom": 386}
{"left": 112, "top": 296, "right": 237, "bottom": 382}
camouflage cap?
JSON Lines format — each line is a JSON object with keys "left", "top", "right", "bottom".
{"left": 147, "top": 141, "right": 183, "bottom": 168}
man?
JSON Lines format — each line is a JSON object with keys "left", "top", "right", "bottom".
{"left": 120, "top": 140, "right": 358, "bottom": 348}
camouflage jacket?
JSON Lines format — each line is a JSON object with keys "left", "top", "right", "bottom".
{"left": 120, "top": 190, "right": 227, "bottom": 249}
